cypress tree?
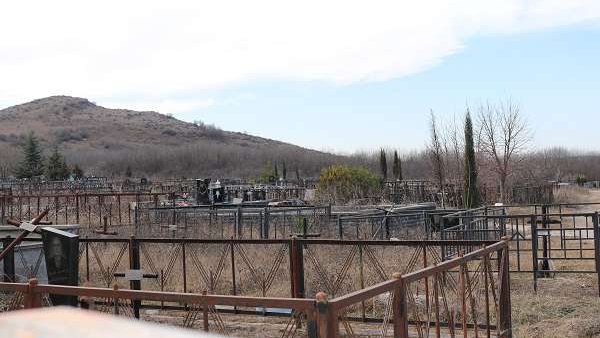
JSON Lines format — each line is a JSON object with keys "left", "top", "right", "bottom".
{"left": 274, "top": 163, "right": 279, "bottom": 179}
{"left": 15, "top": 131, "right": 44, "bottom": 179}
{"left": 379, "top": 148, "right": 388, "bottom": 180}
{"left": 464, "top": 111, "right": 480, "bottom": 208}
{"left": 392, "top": 150, "right": 403, "bottom": 181}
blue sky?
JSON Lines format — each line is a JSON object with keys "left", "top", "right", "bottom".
{"left": 1, "top": 1, "right": 600, "bottom": 153}
{"left": 171, "top": 24, "right": 600, "bottom": 153}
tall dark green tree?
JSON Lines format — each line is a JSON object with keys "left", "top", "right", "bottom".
{"left": 274, "top": 163, "right": 279, "bottom": 179}
{"left": 15, "top": 131, "right": 44, "bottom": 179}
{"left": 463, "top": 111, "right": 480, "bottom": 208}
{"left": 45, "top": 147, "right": 69, "bottom": 180}
{"left": 379, "top": 148, "right": 388, "bottom": 180}
{"left": 392, "top": 150, "right": 403, "bottom": 181}
{"left": 295, "top": 167, "right": 301, "bottom": 182}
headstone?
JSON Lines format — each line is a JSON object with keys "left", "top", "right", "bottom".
{"left": 42, "top": 227, "right": 79, "bottom": 306}
{"left": 195, "top": 178, "right": 210, "bottom": 204}
{"left": 210, "top": 180, "right": 225, "bottom": 203}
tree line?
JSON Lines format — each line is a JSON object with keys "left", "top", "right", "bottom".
{"left": 12, "top": 131, "right": 83, "bottom": 180}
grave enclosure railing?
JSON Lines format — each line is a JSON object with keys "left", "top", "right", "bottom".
{"left": 0, "top": 192, "right": 174, "bottom": 229}
{"left": 3, "top": 238, "right": 497, "bottom": 313}
{"left": 441, "top": 205, "right": 600, "bottom": 294}
{"left": 0, "top": 239, "right": 511, "bottom": 338}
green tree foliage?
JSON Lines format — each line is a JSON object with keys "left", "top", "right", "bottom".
{"left": 258, "top": 161, "right": 277, "bottom": 183}
{"left": 274, "top": 163, "right": 279, "bottom": 179}
{"left": 295, "top": 167, "right": 301, "bottom": 182}
{"left": 392, "top": 150, "right": 403, "bottom": 181}
{"left": 463, "top": 111, "right": 480, "bottom": 208}
{"left": 317, "top": 165, "right": 381, "bottom": 203}
{"left": 125, "top": 166, "right": 133, "bottom": 178}
{"left": 15, "top": 131, "right": 44, "bottom": 179}
{"left": 379, "top": 148, "right": 388, "bottom": 180}
{"left": 45, "top": 147, "right": 70, "bottom": 180}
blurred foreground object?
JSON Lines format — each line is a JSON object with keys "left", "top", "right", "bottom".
{"left": 0, "top": 306, "right": 223, "bottom": 338}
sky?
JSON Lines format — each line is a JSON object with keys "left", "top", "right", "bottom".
{"left": 1, "top": 1, "right": 600, "bottom": 153}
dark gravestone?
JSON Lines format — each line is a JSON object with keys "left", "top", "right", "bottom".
{"left": 42, "top": 227, "right": 79, "bottom": 306}
{"left": 196, "top": 178, "right": 210, "bottom": 204}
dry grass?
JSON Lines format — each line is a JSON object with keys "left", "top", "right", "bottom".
{"left": 554, "top": 186, "right": 595, "bottom": 205}
{"left": 511, "top": 274, "right": 600, "bottom": 338}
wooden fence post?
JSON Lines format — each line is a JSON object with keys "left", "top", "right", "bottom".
{"left": 392, "top": 272, "right": 409, "bottom": 338}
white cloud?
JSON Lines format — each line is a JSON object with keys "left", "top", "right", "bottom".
{"left": 1, "top": 0, "right": 599, "bottom": 109}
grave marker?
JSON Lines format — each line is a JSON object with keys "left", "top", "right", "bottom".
{"left": 42, "top": 227, "right": 79, "bottom": 306}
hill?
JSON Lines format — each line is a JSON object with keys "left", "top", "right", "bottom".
{"left": 0, "top": 96, "right": 352, "bottom": 178}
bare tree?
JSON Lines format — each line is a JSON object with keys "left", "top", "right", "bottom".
{"left": 477, "top": 100, "right": 530, "bottom": 202}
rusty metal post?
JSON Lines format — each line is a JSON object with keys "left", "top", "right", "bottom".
{"left": 85, "top": 238, "right": 90, "bottom": 281}
{"left": 460, "top": 262, "right": 467, "bottom": 338}
{"left": 392, "top": 272, "right": 409, "bottom": 338}
{"left": 202, "top": 290, "right": 209, "bottom": 331}
{"left": 75, "top": 194, "right": 80, "bottom": 224}
{"left": 358, "top": 243, "right": 366, "bottom": 321}
{"left": 112, "top": 284, "right": 120, "bottom": 315}
{"left": 230, "top": 240, "right": 238, "bottom": 313}
{"left": 531, "top": 216, "right": 538, "bottom": 293}
{"left": 289, "top": 237, "right": 305, "bottom": 298}
{"left": 498, "top": 244, "right": 512, "bottom": 338}
{"left": 316, "top": 292, "right": 337, "bottom": 338}
{"left": 182, "top": 242, "right": 187, "bottom": 294}
{"left": 24, "top": 278, "right": 42, "bottom": 309}
{"left": 129, "top": 236, "right": 141, "bottom": 319}
{"left": 593, "top": 212, "right": 600, "bottom": 297}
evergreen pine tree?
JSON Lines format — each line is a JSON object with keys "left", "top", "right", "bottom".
{"left": 295, "top": 167, "right": 301, "bottom": 182}
{"left": 45, "top": 147, "right": 69, "bottom": 180}
{"left": 15, "top": 131, "right": 44, "bottom": 179}
{"left": 274, "top": 163, "right": 279, "bottom": 179}
{"left": 464, "top": 111, "right": 480, "bottom": 208}
{"left": 125, "top": 166, "right": 133, "bottom": 178}
{"left": 379, "top": 148, "right": 388, "bottom": 180}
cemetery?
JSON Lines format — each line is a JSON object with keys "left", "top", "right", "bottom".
{"left": 0, "top": 177, "right": 595, "bottom": 338}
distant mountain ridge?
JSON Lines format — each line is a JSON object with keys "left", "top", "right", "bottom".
{"left": 0, "top": 96, "right": 346, "bottom": 177}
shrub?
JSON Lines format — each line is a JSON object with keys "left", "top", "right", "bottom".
{"left": 54, "top": 128, "right": 89, "bottom": 143}
{"left": 317, "top": 165, "right": 381, "bottom": 203}
{"left": 162, "top": 129, "right": 177, "bottom": 136}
